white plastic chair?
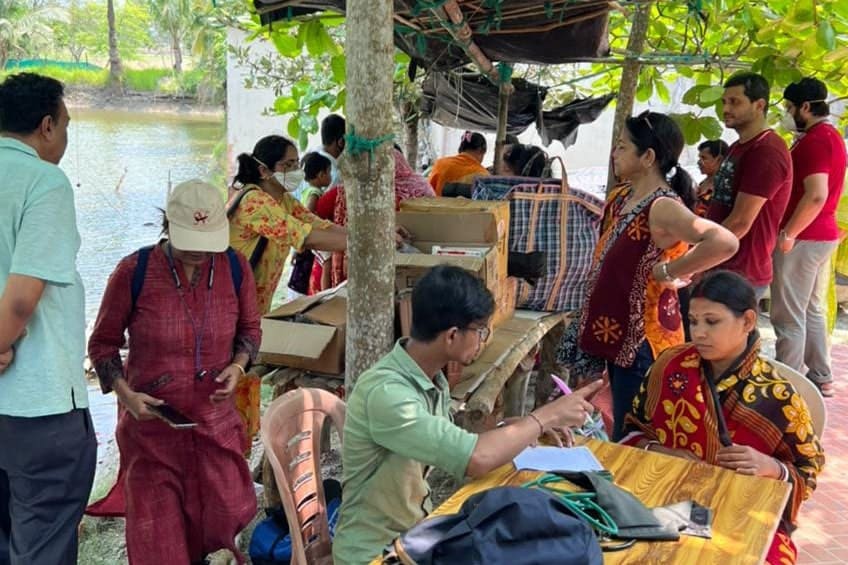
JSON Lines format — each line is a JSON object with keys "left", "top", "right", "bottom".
{"left": 768, "top": 358, "right": 827, "bottom": 440}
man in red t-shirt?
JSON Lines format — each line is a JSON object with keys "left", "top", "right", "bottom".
{"left": 771, "top": 78, "right": 847, "bottom": 397}
{"left": 707, "top": 73, "right": 793, "bottom": 299}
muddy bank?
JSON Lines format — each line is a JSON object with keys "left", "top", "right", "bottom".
{"left": 65, "top": 86, "right": 224, "bottom": 119}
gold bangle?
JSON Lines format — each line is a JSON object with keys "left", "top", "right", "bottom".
{"left": 528, "top": 413, "right": 545, "bottom": 436}
{"left": 231, "top": 362, "right": 246, "bottom": 377}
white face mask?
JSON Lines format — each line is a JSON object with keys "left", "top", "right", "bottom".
{"left": 272, "top": 169, "right": 305, "bottom": 192}
{"left": 779, "top": 111, "right": 798, "bottom": 133}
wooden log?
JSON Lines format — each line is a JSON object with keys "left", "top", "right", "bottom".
{"left": 461, "top": 313, "right": 567, "bottom": 427}
{"left": 502, "top": 343, "right": 540, "bottom": 418}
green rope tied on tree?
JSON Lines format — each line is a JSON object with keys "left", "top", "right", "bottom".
{"left": 345, "top": 127, "right": 395, "bottom": 160}
{"left": 497, "top": 62, "right": 513, "bottom": 84}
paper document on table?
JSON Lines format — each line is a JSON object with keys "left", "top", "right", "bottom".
{"left": 513, "top": 446, "right": 604, "bottom": 472}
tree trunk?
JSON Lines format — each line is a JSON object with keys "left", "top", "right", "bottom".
{"left": 341, "top": 0, "right": 396, "bottom": 390}
{"left": 606, "top": 2, "right": 651, "bottom": 193}
{"left": 107, "top": 0, "right": 123, "bottom": 90}
{"left": 401, "top": 98, "right": 419, "bottom": 170}
{"left": 172, "top": 34, "right": 183, "bottom": 73}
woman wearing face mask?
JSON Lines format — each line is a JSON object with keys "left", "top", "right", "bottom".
{"left": 228, "top": 134, "right": 347, "bottom": 315}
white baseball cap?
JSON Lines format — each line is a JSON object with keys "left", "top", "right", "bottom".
{"left": 166, "top": 179, "right": 229, "bottom": 253}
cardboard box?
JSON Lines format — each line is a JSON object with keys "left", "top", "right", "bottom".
{"left": 258, "top": 291, "right": 347, "bottom": 375}
{"left": 399, "top": 198, "right": 510, "bottom": 281}
{"left": 397, "top": 277, "right": 517, "bottom": 339}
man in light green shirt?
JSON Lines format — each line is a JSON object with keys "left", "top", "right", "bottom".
{"left": 0, "top": 73, "right": 96, "bottom": 565}
{"left": 333, "top": 266, "right": 602, "bottom": 564}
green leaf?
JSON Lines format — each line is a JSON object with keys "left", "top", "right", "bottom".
{"left": 636, "top": 76, "right": 653, "bottom": 102}
{"left": 271, "top": 32, "right": 299, "bottom": 57}
{"left": 655, "top": 80, "right": 670, "bottom": 104}
{"left": 698, "top": 116, "right": 724, "bottom": 140}
{"left": 298, "top": 127, "right": 309, "bottom": 150}
{"left": 273, "top": 96, "right": 299, "bottom": 115}
{"left": 333, "top": 88, "right": 347, "bottom": 111}
{"left": 683, "top": 85, "right": 709, "bottom": 105}
{"left": 331, "top": 55, "right": 346, "bottom": 84}
{"left": 299, "top": 113, "right": 319, "bottom": 133}
{"left": 304, "top": 21, "right": 321, "bottom": 56}
{"left": 287, "top": 118, "right": 300, "bottom": 140}
{"left": 699, "top": 86, "right": 724, "bottom": 105}
{"left": 817, "top": 20, "right": 837, "bottom": 50}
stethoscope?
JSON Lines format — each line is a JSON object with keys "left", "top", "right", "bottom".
{"left": 164, "top": 241, "right": 214, "bottom": 379}
{"left": 164, "top": 241, "right": 216, "bottom": 290}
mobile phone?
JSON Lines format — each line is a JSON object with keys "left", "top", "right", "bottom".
{"left": 148, "top": 404, "right": 197, "bottom": 429}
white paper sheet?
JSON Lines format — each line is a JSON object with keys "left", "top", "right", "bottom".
{"left": 513, "top": 446, "right": 604, "bottom": 472}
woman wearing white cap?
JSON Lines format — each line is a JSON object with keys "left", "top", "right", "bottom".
{"left": 88, "top": 180, "right": 261, "bottom": 564}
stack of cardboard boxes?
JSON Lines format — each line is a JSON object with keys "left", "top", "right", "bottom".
{"left": 257, "top": 198, "right": 516, "bottom": 383}
{"left": 395, "top": 198, "right": 516, "bottom": 379}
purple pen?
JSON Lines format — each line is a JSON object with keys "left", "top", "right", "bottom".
{"left": 551, "top": 374, "right": 572, "bottom": 395}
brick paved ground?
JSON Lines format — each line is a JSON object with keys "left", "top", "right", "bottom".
{"left": 793, "top": 341, "right": 848, "bottom": 564}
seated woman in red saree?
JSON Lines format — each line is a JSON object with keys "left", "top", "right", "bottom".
{"left": 621, "top": 270, "right": 825, "bottom": 565}
{"left": 88, "top": 180, "right": 262, "bottom": 565}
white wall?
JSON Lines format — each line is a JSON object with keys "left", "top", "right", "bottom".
{"left": 226, "top": 28, "right": 326, "bottom": 179}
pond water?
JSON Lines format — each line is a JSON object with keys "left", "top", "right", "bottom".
{"left": 60, "top": 108, "right": 225, "bottom": 325}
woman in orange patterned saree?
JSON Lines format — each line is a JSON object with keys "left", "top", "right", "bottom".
{"left": 557, "top": 111, "right": 738, "bottom": 440}
{"left": 622, "top": 271, "right": 825, "bottom": 565}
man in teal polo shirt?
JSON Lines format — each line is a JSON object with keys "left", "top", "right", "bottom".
{"left": 0, "top": 73, "right": 96, "bottom": 564}
{"left": 333, "top": 266, "right": 602, "bottom": 564}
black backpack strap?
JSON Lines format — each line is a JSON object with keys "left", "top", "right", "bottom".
{"left": 131, "top": 245, "right": 243, "bottom": 311}
{"left": 228, "top": 186, "right": 269, "bottom": 273}
{"left": 131, "top": 245, "right": 156, "bottom": 310}
{"left": 226, "top": 247, "right": 243, "bottom": 295}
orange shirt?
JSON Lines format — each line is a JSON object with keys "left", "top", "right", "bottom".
{"left": 427, "top": 153, "right": 488, "bottom": 196}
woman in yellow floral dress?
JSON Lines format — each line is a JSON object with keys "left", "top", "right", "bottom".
{"left": 229, "top": 135, "right": 347, "bottom": 315}
{"left": 621, "top": 270, "right": 825, "bottom": 565}
{"left": 227, "top": 135, "right": 347, "bottom": 450}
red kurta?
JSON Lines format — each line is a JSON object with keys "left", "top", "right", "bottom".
{"left": 88, "top": 244, "right": 262, "bottom": 564}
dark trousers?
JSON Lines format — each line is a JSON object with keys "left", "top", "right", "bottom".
{"left": 608, "top": 341, "right": 655, "bottom": 441}
{"left": 0, "top": 408, "right": 97, "bottom": 565}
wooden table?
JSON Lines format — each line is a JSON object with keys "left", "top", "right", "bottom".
{"left": 427, "top": 439, "right": 790, "bottom": 565}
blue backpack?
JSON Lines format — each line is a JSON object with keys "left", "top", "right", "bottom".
{"left": 249, "top": 479, "right": 342, "bottom": 565}
{"left": 130, "top": 244, "right": 243, "bottom": 308}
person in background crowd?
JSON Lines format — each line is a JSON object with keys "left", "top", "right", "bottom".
{"left": 300, "top": 152, "right": 334, "bottom": 294}
{"left": 558, "top": 110, "right": 738, "bottom": 440}
{"left": 88, "top": 180, "right": 261, "bottom": 564}
{"left": 301, "top": 151, "right": 333, "bottom": 213}
{"left": 488, "top": 133, "right": 520, "bottom": 174}
{"left": 706, "top": 72, "right": 793, "bottom": 299}
{"left": 333, "top": 265, "right": 604, "bottom": 565}
{"left": 427, "top": 131, "right": 489, "bottom": 196}
{"left": 772, "top": 77, "right": 847, "bottom": 398}
{"left": 694, "top": 139, "right": 729, "bottom": 217}
{"left": 499, "top": 143, "right": 548, "bottom": 177}
{"left": 0, "top": 72, "right": 97, "bottom": 565}
{"left": 622, "top": 270, "right": 824, "bottom": 565}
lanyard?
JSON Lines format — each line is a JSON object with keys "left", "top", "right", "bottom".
{"left": 165, "top": 243, "right": 214, "bottom": 379}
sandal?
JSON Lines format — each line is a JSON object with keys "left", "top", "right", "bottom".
{"left": 818, "top": 382, "right": 835, "bottom": 398}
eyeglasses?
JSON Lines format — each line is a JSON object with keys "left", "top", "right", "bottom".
{"left": 464, "top": 325, "right": 491, "bottom": 343}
